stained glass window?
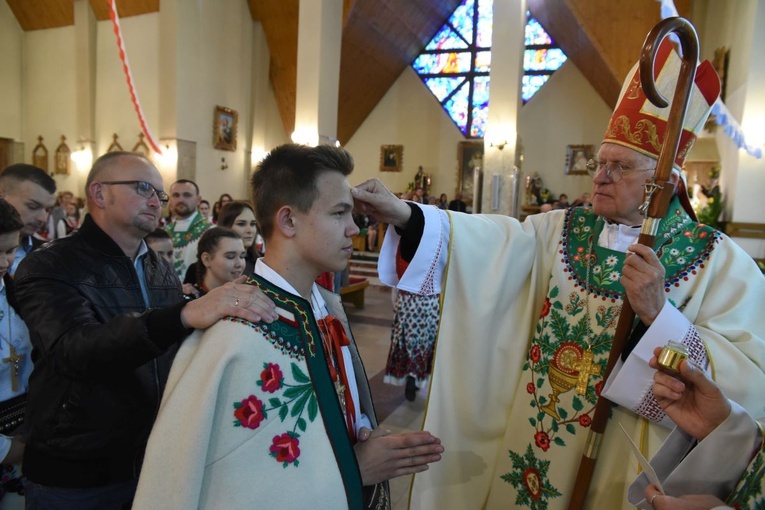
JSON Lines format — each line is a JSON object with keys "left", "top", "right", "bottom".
{"left": 412, "top": 2, "right": 567, "bottom": 138}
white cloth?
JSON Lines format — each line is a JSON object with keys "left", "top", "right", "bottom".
{"left": 628, "top": 402, "right": 763, "bottom": 508}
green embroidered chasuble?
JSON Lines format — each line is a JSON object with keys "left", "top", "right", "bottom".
{"left": 407, "top": 196, "right": 765, "bottom": 510}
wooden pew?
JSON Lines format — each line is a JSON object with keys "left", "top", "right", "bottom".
{"left": 340, "top": 277, "right": 369, "bottom": 309}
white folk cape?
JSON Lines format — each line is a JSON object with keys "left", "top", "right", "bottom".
{"left": 133, "top": 276, "right": 388, "bottom": 509}
{"left": 379, "top": 203, "right": 765, "bottom": 509}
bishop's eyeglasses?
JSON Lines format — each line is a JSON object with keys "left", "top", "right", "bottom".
{"left": 99, "top": 180, "right": 169, "bottom": 206}
{"left": 585, "top": 159, "right": 655, "bottom": 183}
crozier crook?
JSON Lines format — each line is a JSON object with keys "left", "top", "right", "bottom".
{"left": 568, "top": 17, "right": 700, "bottom": 509}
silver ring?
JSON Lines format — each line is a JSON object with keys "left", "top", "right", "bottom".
{"left": 649, "top": 494, "right": 658, "bottom": 506}
{"left": 234, "top": 298, "right": 240, "bottom": 307}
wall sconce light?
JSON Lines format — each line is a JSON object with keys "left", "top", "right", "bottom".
{"left": 490, "top": 141, "right": 508, "bottom": 151}
{"left": 220, "top": 157, "right": 228, "bottom": 171}
{"left": 70, "top": 139, "right": 93, "bottom": 173}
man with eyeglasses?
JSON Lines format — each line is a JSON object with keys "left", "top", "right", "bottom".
{"left": 352, "top": 39, "right": 765, "bottom": 508}
{"left": 163, "top": 178, "right": 212, "bottom": 278}
{"left": 13, "top": 151, "right": 278, "bottom": 509}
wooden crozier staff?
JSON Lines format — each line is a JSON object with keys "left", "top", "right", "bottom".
{"left": 567, "top": 17, "right": 700, "bottom": 509}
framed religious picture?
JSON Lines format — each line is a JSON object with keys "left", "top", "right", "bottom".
{"left": 32, "top": 136, "right": 48, "bottom": 173}
{"left": 213, "top": 105, "right": 238, "bottom": 151}
{"left": 54, "top": 135, "right": 71, "bottom": 175}
{"left": 379, "top": 145, "right": 403, "bottom": 172}
{"left": 565, "top": 144, "right": 593, "bottom": 175}
{"left": 457, "top": 140, "right": 483, "bottom": 203}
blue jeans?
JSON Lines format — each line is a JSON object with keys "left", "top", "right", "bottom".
{"left": 23, "top": 478, "right": 137, "bottom": 510}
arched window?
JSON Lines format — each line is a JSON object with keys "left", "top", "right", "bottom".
{"left": 412, "top": 1, "right": 566, "bottom": 138}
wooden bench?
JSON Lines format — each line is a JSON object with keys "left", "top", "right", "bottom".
{"left": 340, "top": 277, "right": 369, "bottom": 309}
{"left": 725, "top": 222, "right": 765, "bottom": 268}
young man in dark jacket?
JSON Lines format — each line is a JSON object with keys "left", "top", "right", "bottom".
{"left": 14, "top": 151, "right": 277, "bottom": 509}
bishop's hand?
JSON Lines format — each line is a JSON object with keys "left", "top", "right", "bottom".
{"left": 621, "top": 244, "right": 666, "bottom": 325}
{"left": 352, "top": 179, "right": 412, "bottom": 229}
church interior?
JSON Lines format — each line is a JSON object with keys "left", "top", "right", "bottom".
{"left": 1, "top": 1, "right": 764, "bottom": 507}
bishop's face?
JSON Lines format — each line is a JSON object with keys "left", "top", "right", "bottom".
{"left": 591, "top": 143, "right": 657, "bottom": 226}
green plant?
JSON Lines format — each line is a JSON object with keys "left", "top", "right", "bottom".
{"left": 696, "top": 194, "right": 725, "bottom": 229}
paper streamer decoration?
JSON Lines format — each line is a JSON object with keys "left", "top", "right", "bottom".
{"left": 108, "top": 0, "right": 163, "bottom": 155}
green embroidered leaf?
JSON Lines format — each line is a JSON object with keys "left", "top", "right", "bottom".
{"left": 261, "top": 408, "right": 268, "bottom": 419}
{"left": 263, "top": 362, "right": 270, "bottom": 370}
{"left": 569, "top": 315, "right": 588, "bottom": 345}
{"left": 536, "top": 378, "right": 545, "bottom": 388}
{"left": 291, "top": 391, "right": 310, "bottom": 417}
{"left": 256, "top": 380, "right": 263, "bottom": 387}
{"left": 553, "top": 437, "right": 566, "bottom": 447}
{"left": 530, "top": 400, "right": 537, "bottom": 408}
{"left": 548, "top": 310, "right": 570, "bottom": 344}
{"left": 233, "top": 421, "right": 240, "bottom": 427}
{"left": 557, "top": 407, "right": 568, "bottom": 419}
{"left": 552, "top": 301, "right": 563, "bottom": 310}
{"left": 538, "top": 396, "right": 547, "bottom": 405}
{"left": 572, "top": 396, "right": 584, "bottom": 411}
{"left": 283, "top": 385, "right": 309, "bottom": 399}
{"left": 307, "top": 395, "right": 318, "bottom": 422}
{"left": 269, "top": 398, "right": 281, "bottom": 408}
{"left": 233, "top": 402, "right": 242, "bottom": 409}
{"left": 565, "top": 423, "right": 576, "bottom": 435}
{"left": 279, "top": 404, "right": 288, "bottom": 422}
{"left": 291, "top": 363, "right": 311, "bottom": 384}
{"left": 529, "top": 417, "right": 536, "bottom": 427}
{"left": 549, "top": 286, "right": 559, "bottom": 298}
{"left": 297, "top": 417, "right": 307, "bottom": 432}
{"left": 550, "top": 420, "right": 558, "bottom": 433}
{"left": 294, "top": 459, "right": 300, "bottom": 468}
{"left": 537, "top": 412, "right": 545, "bottom": 422}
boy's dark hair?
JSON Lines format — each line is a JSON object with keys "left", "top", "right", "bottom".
{"left": 0, "top": 164, "right": 57, "bottom": 194}
{"left": 195, "top": 227, "right": 241, "bottom": 285}
{"left": 0, "top": 198, "right": 23, "bottom": 235}
{"left": 250, "top": 144, "right": 354, "bottom": 240}
{"left": 144, "top": 228, "right": 172, "bottom": 244}
{"left": 217, "top": 201, "right": 255, "bottom": 229}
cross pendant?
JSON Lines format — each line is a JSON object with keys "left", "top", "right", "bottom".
{"left": 3, "top": 345, "right": 22, "bottom": 392}
{"left": 574, "top": 349, "right": 601, "bottom": 395}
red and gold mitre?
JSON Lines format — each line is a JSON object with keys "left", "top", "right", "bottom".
{"left": 603, "top": 38, "right": 721, "bottom": 170}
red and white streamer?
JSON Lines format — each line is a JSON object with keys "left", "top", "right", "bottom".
{"left": 108, "top": 0, "right": 163, "bottom": 155}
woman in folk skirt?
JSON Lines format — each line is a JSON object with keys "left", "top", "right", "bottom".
{"left": 384, "top": 289, "right": 440, "bottom": 401}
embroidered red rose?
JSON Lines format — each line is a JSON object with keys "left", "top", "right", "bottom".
{"left": 578, "top": 414, "right": 592, "bottom": 427}
{"left": 527, "top": 382, "right": 535, "bottom": 394}
{"left": 683, "top": 230, "right": 693, "bottom": 237}
{"left": 270, "top": 432, "right": 301, "bottom": 464}
{"left": 530, "top": 345, "right": 541, "bottom": 363}
{"left": 595, "top": 381, "right": 604, "bottom": 396}
{"left": 577, "top": 246, "right": 585, "bottom": 253}
{"left": 698, "top": 231, "right": 708, "bottom": 239}
{"left": 540, "top": 298, "right": 551, "bottom": 319}
{"left": 260, "top": 363, "right": 283, "bottom": 393}
{"left": 534, "top": 431, "right": 551, "bottom": 452}
{"left": 234, "top": 395, "right": 265, "bottom": 429}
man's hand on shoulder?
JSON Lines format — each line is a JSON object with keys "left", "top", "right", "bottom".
{"left": 352, "top": 179, "right": 412, "bottom": 230}
{"left": 180, "top": 276, "right": 278, "bottom": 329}
{"left": 354, "top": 427, "right": 443, "bottom": 486}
